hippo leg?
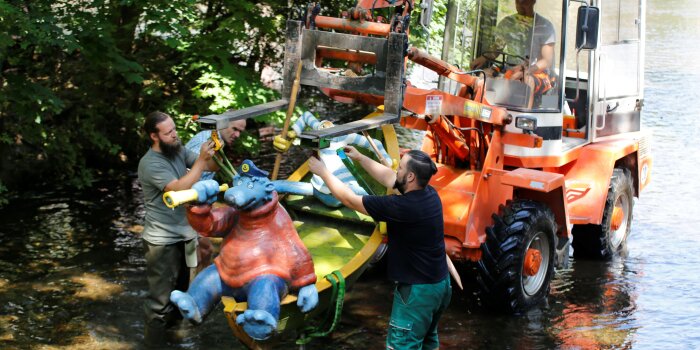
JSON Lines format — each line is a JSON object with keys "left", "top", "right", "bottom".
{"left": 312, "top": 187, "right": 342, "bottom": 208}
{"left": 235, "top": 275, "right": 288, "bottom": 340}
{"left": 271, "top": 180, "right": 314, "bottom": 196}
{"left": 348, "top": 182, "right": 369, "bottom": 196}
{"left": 170, "top": 264, "right": 230, "bottom": 324}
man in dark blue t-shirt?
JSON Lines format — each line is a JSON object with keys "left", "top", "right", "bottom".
{"left": 308, "top": 148, "right": 451, "bottom": 350}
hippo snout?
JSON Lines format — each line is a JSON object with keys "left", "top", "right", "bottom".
{"left": 224, "top": 188, "right": 255, "bottom": 210}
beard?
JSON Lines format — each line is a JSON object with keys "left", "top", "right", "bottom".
{"left": 160, "top": 138, "right": 182, "bottom": 159}
{"left": 393, "top": 173, "right": 408, "bottom": 195}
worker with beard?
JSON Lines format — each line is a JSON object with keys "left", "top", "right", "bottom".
{"left": 137, "top": 111, "right": 217, "bottom": 346}
{"left": 308, "top": 148, "right": 451, "bottom": 350}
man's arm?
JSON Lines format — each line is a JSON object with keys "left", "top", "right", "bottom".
{"left": 164, "top": 141, "right": 215, "bottom": 192}
{"left": 205, "top": 158, "right": 218, "bottom": 172}
{"left": 308, "top": 157, "right": 368, "bottom": 215}
{"left": 164, "top": 157, "right": 208, "bottom": 192}
{"left": 344, "top": 146, "right": 396, "bottom": 188}
{"left": 532, "top": 43, "right": 554, "bottom": 72}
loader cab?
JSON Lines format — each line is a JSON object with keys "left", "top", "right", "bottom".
{"left": 469, "top": 0, "right": 644, "bottom": 161}
{"left": 473, "top": 0, "right": 564, "bottom": 113}
{"left": 472, "top": 0, "right": 573, "bottom": 159}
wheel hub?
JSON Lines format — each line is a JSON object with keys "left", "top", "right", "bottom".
{"left": 610, "top": 192, "right": 630, "bottom": 249}
{"left": 611, "top": 206, "right": 624, "bottom": 231}
{"left": 523, "top": 248, "right": 542, "bottom": 276}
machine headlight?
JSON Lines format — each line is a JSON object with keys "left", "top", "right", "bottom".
{"left": 515, "top": 116, "right": 537, "bottom": 133}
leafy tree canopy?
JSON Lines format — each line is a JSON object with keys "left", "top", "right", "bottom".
{"left": 0, "top": 0, "right": 446, "bottom": 203}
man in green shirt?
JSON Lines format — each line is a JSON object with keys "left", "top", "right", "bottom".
{"left": 137, "top": 111, "right": 217, "bottom": 345}
{"left": 471, "top": 0, "right": 557, "bottom": 107}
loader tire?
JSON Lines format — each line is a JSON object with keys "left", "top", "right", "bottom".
{"left": 572, "top": 168, "right": 634, "bottom": 260}
{"left": 477, "top": 200, "right": 557, "bottom": 314}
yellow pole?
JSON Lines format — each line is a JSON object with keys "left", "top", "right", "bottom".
{"left": 162, "top": 184, "right": 229, "bottom": 209}
{"left": 272, "top": 61, "right": 304, "bottom": 180}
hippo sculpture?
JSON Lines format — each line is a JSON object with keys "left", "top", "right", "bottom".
{"left": 170, "top": 160, "right": 318, "bottom": 340}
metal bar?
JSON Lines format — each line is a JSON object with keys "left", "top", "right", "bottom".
{"left": 316, "top": 46, "right": 378, "bottom": 64}
{"left": 314, "top": 16, "right": 391, "bottom": 36}
{"left": 198, "top": 99, "right": 289, "bottom": 130}
{"left": 298, "top": 113, "right": 399, "bottom": 140}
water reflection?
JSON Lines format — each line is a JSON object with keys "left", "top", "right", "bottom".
{"left": 551, "top": 259, "right": 638, "bottom": 349}
{"left": 0, "top": 180, "right": 147, "bottom": 348}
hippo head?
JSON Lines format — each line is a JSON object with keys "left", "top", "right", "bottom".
{"left": 223, "top": 160, "right": 276, "bottom": 211}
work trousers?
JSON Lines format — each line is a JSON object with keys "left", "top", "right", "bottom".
{"left": 386, "top": 276, "right": 452, "bottom": 350}
{"left": 143, "top": 239, "right": 191, "bottom": 329}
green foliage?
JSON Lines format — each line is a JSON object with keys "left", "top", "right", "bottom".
{"left": 0, "top": 0, "right": 321, "bottom": 192}
{"left": 409, "top": 0, "right": 480, "bottom": 70}
{"left": 409, "top": 0, "right": 450, "bottom": 54}
{"left": 1, "top": 0, "right": 451, "bottom": 196}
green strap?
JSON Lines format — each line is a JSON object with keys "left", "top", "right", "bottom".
{"left": 212, "top": 156, "right": 235, "bottom": 183}
{"left": 336, "top": 149, "right": 376, "bottom": 195}
{"left": 208, "top": 135, "right": 238, "bottom": 183}
{"left": 217, "top": 148, "right": 238, "bottom": 176}
{"left": 296, "top": 270, "right": 346, "bottom": 345}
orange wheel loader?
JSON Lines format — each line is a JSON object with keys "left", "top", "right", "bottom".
{"left": 199, "top": 0, "right": 651, "bottom": 314}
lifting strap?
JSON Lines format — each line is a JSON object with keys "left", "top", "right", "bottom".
{"left": 296, "top": 270, "right": 346, "bottom": 345}
{"left": 337, "top": 149, "right": 376, "bottom": 195}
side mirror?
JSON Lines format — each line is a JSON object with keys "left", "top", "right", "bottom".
{"left": 576, "top": 6, "right": 600, "bottom": 50}
{"left": 419, "top": 0, "right": 434, "bottom": 29}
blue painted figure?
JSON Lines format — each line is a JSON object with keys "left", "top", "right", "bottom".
{"left": 273, "top": 111, "right": 393, "bottom": 207}
{"left": 170, "top": 160, "right": 318, "bottom": 340}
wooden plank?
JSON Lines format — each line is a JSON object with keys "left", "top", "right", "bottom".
{"left": 198, "top": 99, "right": 289, "bottom": 129}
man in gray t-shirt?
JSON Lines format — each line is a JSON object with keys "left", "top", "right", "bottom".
{"left": 137, "top": 111, "right": 216, "bottom": 345}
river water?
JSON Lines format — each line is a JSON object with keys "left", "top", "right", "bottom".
{"left": 1, "top": 0, "right": 700, "bottom": 348}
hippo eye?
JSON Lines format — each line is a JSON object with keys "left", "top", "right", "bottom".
{"left": 247, "top": 182, "right": 254, "bottom": 189}
{"left": 237, "top": 180, "right": 243, "bottom": 186}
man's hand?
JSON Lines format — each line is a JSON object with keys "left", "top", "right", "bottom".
{"left": 198, "top": 140, "right": 215, "bottom": 161}
{"left": 342, "top": 146, "right": 362, "bottom": 161}
{"left": 307, "top": 156, "right": 329, "bottom": 177}
{"left": 505, "top": 63, "right": 526, "bottom": 81}
{"left": 272, "top": 130, "right": 297, "bottom": 153}
{"left": 470, "top": 55, "right": 488, "bottom": 70}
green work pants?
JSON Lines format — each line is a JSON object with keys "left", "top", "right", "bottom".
{"left": 143, "top": 240, "right": 191, "bottom": 329}
{"left": 386, "top": 276, "right": 452, "bottom": 350}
